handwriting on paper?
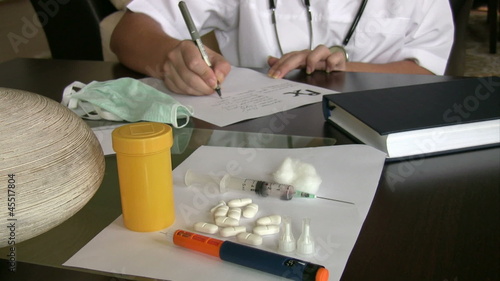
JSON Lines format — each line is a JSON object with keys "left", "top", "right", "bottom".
{"left": 142, "top": 67, "right": 338, "bottom": 126}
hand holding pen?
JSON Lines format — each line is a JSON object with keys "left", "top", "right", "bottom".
{"left": 175, "top": 1, "right": 229, "bottom": 97}
{"left": 162, "top": 40, "right": 229, "bottom": 96}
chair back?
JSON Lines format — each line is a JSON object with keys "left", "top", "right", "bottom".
{"left": 30, "top": 0, "right": 117, "bottom": 60}
{"left": 446, "top": 0, "right": 474, "bottom": 76}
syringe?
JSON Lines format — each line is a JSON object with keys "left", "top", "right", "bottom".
{"left": 184, "top": 170, "right": 354, "bottom": 204}
{"left": 220, "top": 173, "right": 296, "bottom": 200}
{"left": 185, "top": 170, "right": 295, "bottom": 200}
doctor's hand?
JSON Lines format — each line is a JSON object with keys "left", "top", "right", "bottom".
{"left": 162, "top": 40, "right": 231, "bottom": 96}
{"left": 267, "top": 45, "right": 347, "bottom": 79}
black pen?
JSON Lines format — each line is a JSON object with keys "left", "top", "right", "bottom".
{"left": 178, "top": 1, "right": 222, "bottom": 98}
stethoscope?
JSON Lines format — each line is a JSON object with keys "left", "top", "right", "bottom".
{"left": 269, "top": 0, "right": 368, "bottom": 56}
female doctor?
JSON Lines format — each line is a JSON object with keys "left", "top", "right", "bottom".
{"left": 111, "top": 0, "right": 454, "bottom": 96}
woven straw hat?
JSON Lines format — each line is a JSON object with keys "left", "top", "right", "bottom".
{"left": 0, "top": 88, "right": 105, "bottom": 247}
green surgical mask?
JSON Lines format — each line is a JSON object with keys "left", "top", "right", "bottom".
{"left": 62, "top": 78, "right": 194, "bottom": 128}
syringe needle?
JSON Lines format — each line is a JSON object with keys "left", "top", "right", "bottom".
{"left": 316, "top": 196, "right": 355, "bottom": 205}
{"left": 295, "top": 190, "right": 355, "bottom": 205}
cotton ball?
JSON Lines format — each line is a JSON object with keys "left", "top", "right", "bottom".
{"left": 273, "top": 158, "right": 322, "bottom": 194}
{"left": 296, "top": 162, "right": 317, "bottom": 176}
{"left": 291, "top": 162, "right": 322, "bottom": 194}
{"left": 272, "top": 157, "right": 297, "bottom": 184}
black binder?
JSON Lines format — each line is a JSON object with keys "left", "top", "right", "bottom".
{"left": 323, "top": 77, "right": 500, "bottom": 159}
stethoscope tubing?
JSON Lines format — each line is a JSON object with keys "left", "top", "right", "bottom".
{"left": 270, "top": 0, "right": 368, "bottom": 55}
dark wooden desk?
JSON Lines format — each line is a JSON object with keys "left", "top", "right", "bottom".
{"left": 0, "top": 58, "right": 457, "bottom": 138}
{"left": 1, "top": 58, "right": 498, "bottom": 281}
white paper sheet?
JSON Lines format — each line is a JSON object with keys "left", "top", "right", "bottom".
{"left": 91, "top": 125, "right": 123, "bottom": 156}
{"left": 64, "top": 145, "right": 386, "bottom": 281}
{"left": 142, "top": 67, "right": 337, "bottom": 127}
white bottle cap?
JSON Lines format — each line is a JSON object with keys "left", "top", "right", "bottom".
{"left": 278, "top": 217, "right": 296, "bottom": 253}
{"left": 297, "top": 218, "right": 315, "bottom": 256}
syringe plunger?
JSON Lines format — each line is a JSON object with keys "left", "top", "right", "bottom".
{"left": 184, "top": 170, "right": 221, "bottom": 188}
{"left": 185, "top": 170, "right": 296, "bottom": 200}
{"left": 220, "top": 174, "right": 295, "bottom": 200}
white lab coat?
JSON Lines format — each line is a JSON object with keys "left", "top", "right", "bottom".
{"left": 127, "top": 0, "right": 454, "bottom": 75}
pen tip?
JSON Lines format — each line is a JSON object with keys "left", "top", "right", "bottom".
{"left": 215, "top": 86, "right": 222, "bottom": 98}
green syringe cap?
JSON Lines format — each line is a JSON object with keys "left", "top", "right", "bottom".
{"left": 295, "top": 191, "right": 316, "bottom": 198}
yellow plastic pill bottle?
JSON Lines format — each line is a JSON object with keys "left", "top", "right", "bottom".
{"left": 112, "top": 122, "right": 175, "bottom": 232}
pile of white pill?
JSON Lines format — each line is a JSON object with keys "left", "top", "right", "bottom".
{"left": 193, "top": 198, "right": 284, "bottom": 246}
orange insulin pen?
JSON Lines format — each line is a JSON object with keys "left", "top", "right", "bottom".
{"left": 169, "top": 229, "right": 329, "bottom": 281}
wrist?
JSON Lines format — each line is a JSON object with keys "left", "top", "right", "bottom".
{"left": 329, "top": 45, "right": 349, "bottom": 62}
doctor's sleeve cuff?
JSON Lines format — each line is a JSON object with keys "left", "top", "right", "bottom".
{"left": 402, "top": 48, "right": 449, "bottom": 75}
